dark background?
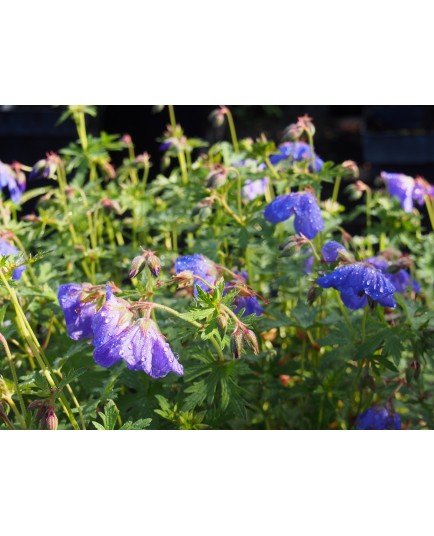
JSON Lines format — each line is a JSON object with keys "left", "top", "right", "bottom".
{"left": 2, "top": 105, "right": 434, "bottom": 183}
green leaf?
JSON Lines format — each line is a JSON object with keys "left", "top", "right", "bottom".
{"left": 93, "top": 400, "right": 119, "bottom": 430}
{"left": 120, "top": 419, "right": 152, "bottom": 430}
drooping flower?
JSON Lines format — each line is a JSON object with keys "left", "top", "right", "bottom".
{"left": 58, "top": 283, "right": 101, "bottom": 340}
{"left": 0, "top": 161, "right": 25, "bottom": 203}
{"left": 224, "top": 271, "right": 264, "bottom": 317}
{"left": 355, "top": 405, "right": 401, "bottom": 430}
{"left": 316, "top": 262, "right": 396, "bottom": 310}
{"left": 321, "top": 241, "right": 347, "bottom": 263}
{"left": 381, "top": 172, "right": 434, "bottom": 213}
{"left": 174, "top": 254, "right": 218, "bottom": 294}
{"left": 29, "top": 153, "right": 58, "bottom": 181}
{"left": 269, "top": 141, "right": 324, "bottom": 172}
{"left": 0, "top": 239, "right": 26, "bottom": 280}
{"left": 264, "top": 191, "right": 324, "bottom": 239}
{"left": 92, "top": 286, "right": 183, "bottom": 379}
{"left": 366, "top": 256, "right": 420, "bottom": 294}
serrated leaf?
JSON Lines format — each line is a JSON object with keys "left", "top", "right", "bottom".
{"left": 120, "top": 419, "right": 152, "bottom": 430}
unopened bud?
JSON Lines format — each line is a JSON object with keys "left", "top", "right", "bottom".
{"left": 230, "top": 327, "right": 244, "bottom": 360}
{"left": 297, "top": 114, "right": 316, "bottom": 137}
{"left": 243, "top": 328, "right": 259, "bottom": 355}
{"left": 174, "top": 270, "right": 195, "bottom": 288}
{"left": 129, "top": 255, "right": 147, "bottom": 279}
{"left": 146, "top": 254, "right": 161, "bottom": 277}
{"left": 217, "top": 313, "right": 228, "bottom": 331}
{"left": 209, "top": 108, "right": 226, "bottom": 128}
{"left": 279, "top": 375, "right": 291, "bottom": 387}
{"left": 283, "top": 123, "right": 303, "bottom": 141}
{"left": 206, "top": 167, "right": 228, "bottom": 189}
{"left": 153, "top": 105, "right": 166, "bottom": 113}
{"left": 341, "top": 160, "right": 359, "bottom": 179}
{"left": 42, "top": 407, "right": 58, "bottom": 430}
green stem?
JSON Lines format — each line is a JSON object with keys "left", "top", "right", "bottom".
{"left": 307, "top": 132, "right": 317, "bottom": 174}
{"left": 366, "top": 188, "right": 372, "bottom": 228}
{"left": 150, "top": 303, "right": 203, "bottom": 330}
{"left": 332, "top": 175, "right": 342, "bottom": 204}
{"left": 0, "top": 333, "right": 28, "bottom": 428}
{"left": 168, "top": 105, "right": 177, "bottom": 130}
{"left": 424, "top": 195, "right": 434, "bottom": 232}
{"left": 210, "top": 335, "right": 225, "bottom": 361}
{"left": 225, "top": 107, "right": 239, "bottom": 153}
{"left": 334, "top": 290, "right": 357, "bottom": 340}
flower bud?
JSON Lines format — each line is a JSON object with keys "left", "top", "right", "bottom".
{"left": 42, "top": 407, "right": 58, "bottom": 430}
{"left": 307, "top": 286, "right": 322, "bottom": 306}
{"left": 297, "top": 114, "right": 316, "bottom": 137}
{"left": 209, "top": 108, "right": 226, "bottom": 128}
{"left": 173, "top": 270, "right": 195, "bottom": 288}
{"left": 152, "top": 105, "right": 166, "bottom": 113}
{"left": 230, "top": 327, "right": 244, "bottom": 360}
{"left": 216, "top": 313, "right": 228, "bottom": 337}
{"left": 206, "top": 166, "right": 228, "bottom": 189}
{"left": 129, "top": 255, "right": 147, "bottom": 279}
{"left": 283, "top": 123, "right": 304, "bottom": 141}
{"left": 341, "top": 160, "right": 359, "bottom": 179}
{"left": 243, "top": 328, "right": 259, "bottom": 355}
{"left": 146, "top": 253, "right": 161, "bottom": 277}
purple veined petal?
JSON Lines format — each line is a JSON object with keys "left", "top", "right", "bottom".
{"left": 91, "top": 285, "right": 135, "bottom": 349}
{"left": 292, "top": 193, "right": 324, "bottom": 239}
{"left": 269, "top": 142, "right": 324, "bottom": 171}
{"left": 0, "top": 162, "right": 23, "bottom": 203}
{"left": 317, "top": 262, "right": 396, "bottom": 310}
{"left": 58, "top": 283, "right": 97, "bottom": 340}
{"left": 340, "top": 289, "right": 368, "bottom": 310}
{"left": 233, "top": 295, "right": 264, "bottom": 317}
{"left": 322, "top": 241, "right": 347, "bottom": 263}
{"left": 356, "top": 406, "right": 401, "bottom": 430}
{"left": 367, "top": 256, "right": 420, "bottom": 294}
{"left": 264, "top": 194, "right": 297, "bottom": 224}
{"left": 381, "top": 171, "right": 415, "bottom": 213}
{"left": 120, "top": 319, "right": 184, "bottom": 379}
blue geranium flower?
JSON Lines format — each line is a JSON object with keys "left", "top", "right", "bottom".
{"left": 269, "top": 141, "right": 324, "bottom": 172}
{"left": 381, "top": 172, "right": 434, "bottom": 213}
{"left": 0, "top": 239, "right": 26, "bottom": 280}
{"left": 224, "top": 271, "right": 264, "bottom": 317}
{"left": 174, "top": 254, "right": 218, "bottom": 294}
{"left": 0, "top": 161, "right": 25, "bottom": 204}
{"left": 58, "top": 283, "right": 99, "bottom": 340}
{"left": 321, "top": 241, "right": 347, "bottom": 263}
{"left": 356, "top": 405, "right": 401, "bottom": 430}
{"left": 366, "top": 256, "right": 420, "bottom": 294}
{"left": 92, "top": 286, "right": 183, "bottom": 379}
{"left": 316, "top": 262, "right": 396, "bottom": 310}
{"left": 264, "top": 192, "right": 324, "bottom": 239}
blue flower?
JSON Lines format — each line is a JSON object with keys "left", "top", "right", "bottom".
{"left": 269, "top": 141, "right": 324, "bottom": 172}
{"left": 242, "top": 177, "right": 268, "bottom": 201}
{"left": 58, "top": 283, "right": 99, "bottom": 340}
{"left": 92, "top": 286, "right": 183, "bottom": 379}
{"left": 366, "top": 256, "right": 420, "bottom": 294}
{"left": 321, "top": 241, "right": 347, "bottom": 263}
{"left": 0, "top": 161, "right": 24, "bottom": 204}
{"left": 264, "top": 192, "right": 324, "bottom": 239}
{"left": 381, "top": 172, "right": 434, "bottom": 213}
{"left": 316, "top": 262, "right": 396, "bottom": 310}
{"left": 356, "top": 405, "right": 401, "bottom": 430}
{"left": 225, "top": 271, "right": 264, "bottom": 317}
{"left": 174, "top": 254, "right": 218, "bottom": 294}
{"left": 0, "top": 239, "right": 26, "bottom": 280}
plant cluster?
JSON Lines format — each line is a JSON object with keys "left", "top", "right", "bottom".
{"left": 1, "top": 105, "right": 434, "bottom": 430}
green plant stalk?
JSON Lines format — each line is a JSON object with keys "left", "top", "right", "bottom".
{"left": 0, "top": 272, "right": 79, "bottom": 429}
{"left": 56, "top": 370, "right": 86, "bottom": 430}
{"left": 366, "top": 189, "right": 372, "bottom": 228}
{"left": 218, "top": 194, "right": 244, "bottom": 226}
{"left": 150, "top": 303, "right": 203, "bottom": 330}
{"left": 11, "top": 235, "right": 38, "bottom": 286}
{"left": 168, "top": 105, "right": 188, "bottom": 186}
{"left": 0, "top": 333, "right": 28, "bottom": 428}
{"left": 225, "top": 107, "right": 240, "bottom": 153}
{"left": 332, "top": 175, "right": 342, "bottom": 204}
{"left": 424, "top": 195, "right": 434, "bottom": 231}
{"left": 334, "top": 290, "right": 357, "bottom": 340}
{"left": 307, "top": 132, "right": 317, "bottom": 174}
{"left": 210, "top": 335, "right": 225, "bottom": 361}
{"left": 75, "top": 110, "right": 88, "bottom": 151}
